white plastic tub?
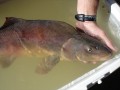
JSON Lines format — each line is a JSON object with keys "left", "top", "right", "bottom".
{"left": 0, "top": 0, "right": 120, "bottom": 90}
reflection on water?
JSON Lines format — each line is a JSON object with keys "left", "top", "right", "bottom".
{"left": 0, "top": 0, "right": 119, "bottom": 90}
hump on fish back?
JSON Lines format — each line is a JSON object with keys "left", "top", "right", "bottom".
{"left": 0, "top": 17, "right": 23, "bottom": 29}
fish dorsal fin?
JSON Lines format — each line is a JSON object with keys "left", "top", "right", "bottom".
{"left": 0, "top": 17, "right": 23, "bottom": 29}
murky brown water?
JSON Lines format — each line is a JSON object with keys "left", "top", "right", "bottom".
{"left": 0, "top": 0, "right": 119, "bottom": 90}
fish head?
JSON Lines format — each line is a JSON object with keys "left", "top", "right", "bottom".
{"left": 61, "top": 34, "right": 112, "bottom": 63}
{"left": 76, "top": 41, "right": 112, "bottom": 63}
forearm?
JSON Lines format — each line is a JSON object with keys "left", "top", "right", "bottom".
{"left": 77, "top": 0, "right": 99, "bottom": 15}
{"left": 76, "top": 0, "right": 116, "bottom": 51}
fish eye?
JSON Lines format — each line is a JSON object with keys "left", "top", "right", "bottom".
{"left": 87, "top": 47, "right": 92, "bottom": 52}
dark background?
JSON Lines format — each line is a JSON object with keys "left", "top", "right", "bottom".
{"left": 115, "top": 0, "right": 120, "bottom": 5}
{"left": 89, "top": 1, "right": 120, "bottom": 89}
{"left": 89, "top": 67, "right": 120, "bottom": 90}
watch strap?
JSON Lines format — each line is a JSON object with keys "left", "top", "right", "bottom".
{"left": 75, "top": 14, "right": 96, "bottom": 22}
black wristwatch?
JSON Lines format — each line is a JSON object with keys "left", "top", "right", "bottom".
{"left": 75, "top": 14, "right": 96, "bottom": 22}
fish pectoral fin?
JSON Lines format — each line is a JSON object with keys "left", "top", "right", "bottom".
{"left": 0, "top": 55, "right": 16, "bottom": 68}
{"left": 36, "top": 55, "right": 60, "bottom": 74}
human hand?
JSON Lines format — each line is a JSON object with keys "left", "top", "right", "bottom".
{"left": 76, "top": 21, "right": 117, "bottom": 52}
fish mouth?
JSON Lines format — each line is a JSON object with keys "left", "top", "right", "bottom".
{"left": 75, "top": 52, "right": 112, "bottom": 64}
{"left": 97, "top": 53, "right": 112, "bottom": 61}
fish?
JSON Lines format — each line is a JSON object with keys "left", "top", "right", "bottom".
{"left": 0, "top": 17, "right": 112, "bottom": 74}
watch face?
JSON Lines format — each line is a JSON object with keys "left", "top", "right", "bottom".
{"left": 79, "top": 14, "right": 84, "bottom": 21}
{"left": 75, "top": 14, "right": 84, "bottom": 21}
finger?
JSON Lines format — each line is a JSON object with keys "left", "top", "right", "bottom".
{"left": 100, "top": 34, "right": 117, "bottom": 52}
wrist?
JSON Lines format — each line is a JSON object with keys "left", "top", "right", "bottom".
{"left": 77, "top": 11, "right": 96, "bottom": 16}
